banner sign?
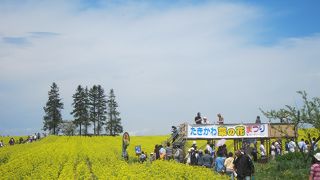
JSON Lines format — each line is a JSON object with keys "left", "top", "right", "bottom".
{"left": 187, "top": 124, "right": 268, "bottom": 139}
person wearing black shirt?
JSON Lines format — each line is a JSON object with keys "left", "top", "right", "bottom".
{"left": 195, "top": 112, "right": 202, "bottom": 124}
{"left": 234, "top": 150, "right": 255, "bottom": 180}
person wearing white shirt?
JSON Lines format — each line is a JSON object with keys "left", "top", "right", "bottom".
{"left": 203, "top": 117, "right": 209, "bottom": 124}
{"left": 312, "top": 137, "right": 319, "bottom": 151}
{"left": 260, "top": 141, "right": 266, "bottom": 158}
{"left": 288, "top": 139, "right": 297, "bottom": 153}
{"left": 298, "top": 139, "right": 306, "bottom": 152}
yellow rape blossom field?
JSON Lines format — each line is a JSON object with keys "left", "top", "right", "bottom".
{"left": 0, "top": 136, "right": 229, "bottom": 179}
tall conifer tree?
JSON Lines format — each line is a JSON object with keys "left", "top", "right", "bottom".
{"left": 96, "top": 85, "right": 107, "bottom": 135}
{"left": 71, "top": 85, "right": 90, "bottom": 135}
{"left": 89, "top": 85, "right": 99, "bottom": 135}
{"left": 43, "top": 82, "right": 64, "bottom": 135}
{"left": 105, "top": 89, "right": 123, "bottom": 136}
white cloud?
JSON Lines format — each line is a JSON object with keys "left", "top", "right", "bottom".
{"left": 0, "top": 1, "right": 319, "bottom": 135}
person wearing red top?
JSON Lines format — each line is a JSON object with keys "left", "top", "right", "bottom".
{"left": 310, "top": 153, "right": 320, "bottom": 180}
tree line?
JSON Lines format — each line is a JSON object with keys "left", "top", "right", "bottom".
{"left": 43, "top": 82, "right": 123, "bottom": 136}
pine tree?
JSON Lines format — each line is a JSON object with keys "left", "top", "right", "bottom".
{"left": 105, "top": 89, "right": 123, "bottom": 136}
{"left": 43, "top": 82, "right": 64, "bottom": 135}
{"left": 71, "top": 85, "right": 90, "bottom": 135}
{"left": 83, "top": 87, "right": 91, "bottom": 134}
{"left": 89, "top": 85, "right": 99, "bottom": 135}
{"left": 96, "top": 85, "right": 107, "bottom": 135}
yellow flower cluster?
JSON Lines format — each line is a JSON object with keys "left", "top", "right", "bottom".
{"left": 0, "top": 136, "right": 228, "bottom": 179}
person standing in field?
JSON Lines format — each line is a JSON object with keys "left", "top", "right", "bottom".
{"left": 288, "top": 138, "right": 297, "bottom": 153}
{"left": 9, "top": 138, "right": 15, "bottom": 146}
{"left": 312, "top": 137, "right": 319, "bottom": 151}
{"left": 251, "top": 143, "right": 258, "bottom": 162}
{"left": 233, "top": 150, "right": 255, "bottom": 180}
{"left": 149, "top": 152, "right": 156, "bottom": 163}
{"left": 174, "top": 145, "right": 184, "bottom": 163}
{"left": 275, "top": 140, "right": 282, "bottom": 156}
{"left": 159, "top": 145, "right": 166, "bottom": 160}
{"left": 270, "top": 142, "right": 276, "bottom": 160}
{"left": 0, "top": 140, "right": 4, "bottom": 147}
{"left": 260, "top": 140, "right": 266, "bottom": 159}
{"left": 165, "top": 142, "right": 173, "bottom": 160}
{"left": 154, "top": 145, "right": 160, "bottom": 160}
{"left": 206, "top": 142, "right": 213, "bottom": 158}
{"left": 224, "top": 152, "right": 235, "bottom": 180}
{"left": 190, "top": 148, "right": 197, "bottom": 165}
{"left": 298, "top": 138, "right": 307, "bottom": 152}
{"left": 217, "top": 113, "right": 224, "bottom": 124}
{"left": 195, "top": 112, "right": 202, "bottom": 124}
{"left": 309, "top": 152, "right": 320, "bottom": 180}
{"left": 192, "top": 141, "right": 197, "bottom": 150}
{"left": 305, "top": 140, "right": 311, "bottom": 153}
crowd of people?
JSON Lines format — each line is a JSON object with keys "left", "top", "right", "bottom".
{"left": 0, "top": 133, "right": 42, "bottom": 148}
{"left": 140, "top": 139, "right": 254, "bottom": 180}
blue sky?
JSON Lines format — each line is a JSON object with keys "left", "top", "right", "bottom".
{"left": 0, "top": 0, "right": 320, "bottom": 136}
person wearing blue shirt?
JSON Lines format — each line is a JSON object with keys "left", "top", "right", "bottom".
{"left": 215, "top": 152, "right": 226, "bottom": 173}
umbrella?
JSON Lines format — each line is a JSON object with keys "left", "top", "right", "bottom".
{"left": 216, "top": 139, "right": 226, "bottom": 147}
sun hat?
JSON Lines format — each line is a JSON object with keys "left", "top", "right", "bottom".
{"left": 314, "top": 153, "right": 320, "bottom": 161}
{"left": 193, "top": 141, "right": 196, "bottom": 144}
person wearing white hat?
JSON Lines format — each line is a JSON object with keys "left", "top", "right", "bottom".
{"left": 192, "top": 141, "right": 197, "bottom": 150}
{"left": 203, "top": 117, "right": 209, "bottom": 124}
{"left": 310, "top": 152, "right": 320, "bottom": 180}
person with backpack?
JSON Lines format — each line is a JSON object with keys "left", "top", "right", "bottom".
{"left": 174, "top": 145, "right": 183, "bottom": 163}
{"left": 233, "top": 150, "right": 255, "bottom": 180}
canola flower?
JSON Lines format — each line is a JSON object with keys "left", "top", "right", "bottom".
{"left": 0, "top": 129, "right": 318, "bottom": 179}
{"left": 0, "top": 136, "right": 228, "bottom": 179}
